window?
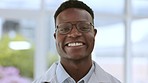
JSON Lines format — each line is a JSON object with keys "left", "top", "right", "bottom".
{"left": 0, "top": 0, "right": 148, "bottom": 83}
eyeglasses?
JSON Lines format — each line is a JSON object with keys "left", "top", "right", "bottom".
{"left": 56, "top": 21, "right": 94, "bottom": 34}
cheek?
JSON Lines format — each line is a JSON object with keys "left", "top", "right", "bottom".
{"left": 56, "top": 36, "right": 62, "bottom": 47}
{"left": 85, "top": 33, "right": 96, "bottom": 47}
{"left": 55, "top": 33, "right": 63, "bottom": 43}
{"left": 55, "top": 37, "right": 63, "bottom": 55}
{"left": 87, "top": 32, "right": 95, "bottom": 41}
{"left": 55, "top": 34, "right": 65, "bottom": 49}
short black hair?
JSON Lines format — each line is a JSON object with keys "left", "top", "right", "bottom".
{"left": 54, "top": 0, "right": 94, "bottom": 23}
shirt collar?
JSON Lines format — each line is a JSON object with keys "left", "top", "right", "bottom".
{"left": 56, "top": 62, "right": 94, "bottom": 83}
{"left": 78, "top": 63, "right": 94, "bottom": 83}
{"left": 56, "top": 62, "right": 70, "bottom": 83}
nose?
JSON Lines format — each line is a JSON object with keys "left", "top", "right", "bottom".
{"left": 67, "top": 26, "right": 82, "bottom": 38}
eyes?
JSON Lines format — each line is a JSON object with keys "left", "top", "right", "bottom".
{"left": 56, "top": 21, "right": 94, "bottom": 34}
{"left": 58, "top": 24, "right": 71, "bottom": 33}
{"left": 79, "top": 23, "right": 91, "bottom": 31}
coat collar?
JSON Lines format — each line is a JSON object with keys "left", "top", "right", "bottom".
{"left": 41, "top": 61, "right": 119, "bottom": 83}
{"left": 88, "top": 62, "right": 111, "bottom": 83}
{"left": 40, "top": 62, "right": 58, "bottom": 82}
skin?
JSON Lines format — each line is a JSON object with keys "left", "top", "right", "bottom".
{"left": 54, "top": 8, "right": 97, "bottom": 82}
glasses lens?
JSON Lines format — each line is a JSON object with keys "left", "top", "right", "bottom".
{"left": 77, "top": 22, "right": 91, "bottom": 32}
{"left": 57, "top": 22, "right": 93, "bottom": 34}
{"left": 58, "top": 23, "right": 71, "bottom": 34}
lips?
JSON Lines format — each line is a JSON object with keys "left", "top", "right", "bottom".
{"left": 67, "top": 42, "right": 83, "bottom": 46}
{"left": 65, "top": 42, "right": 85, "bottom": 47}
{"left": 64, "top": 41, "right": 87, "bottom": 55}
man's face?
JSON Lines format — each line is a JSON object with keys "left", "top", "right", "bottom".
{"left": 54, "top": 8, "right": 97, "bottom": 61}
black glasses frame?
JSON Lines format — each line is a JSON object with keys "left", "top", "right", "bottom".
{"left": 55, "top": 21, "right": 94, "bottom": 34}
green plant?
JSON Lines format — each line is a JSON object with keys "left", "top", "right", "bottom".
{"left": 0, "top": 35, "right": 34, "bottom": 78}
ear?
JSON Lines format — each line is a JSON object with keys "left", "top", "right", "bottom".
{"left": 54, "top": 33, "right": 56, "bottom": 39}
{"left": 94, "top": 28, "right": 97, "bottom": 36}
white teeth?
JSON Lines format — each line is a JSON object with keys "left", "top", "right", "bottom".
{"left": 68, "top": 43, "right": 83, "bottom": 46}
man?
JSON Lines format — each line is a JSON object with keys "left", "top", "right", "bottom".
{"left": 33, "top": 0, "right": 121, "bottom": 83}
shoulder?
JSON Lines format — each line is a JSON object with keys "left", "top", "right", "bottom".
{"left": 32, "top": 62, "right": 59, "bottom": 83}
{"left": 90, "top": 61, "right": 121, "bottom": 83}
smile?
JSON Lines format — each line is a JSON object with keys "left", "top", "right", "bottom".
{"left": 67, "top": 42, "right": 84, "bottom": 47}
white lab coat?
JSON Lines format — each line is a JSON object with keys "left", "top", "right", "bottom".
{"left": 32, "top": 61, "right": 121, "bottom": 83}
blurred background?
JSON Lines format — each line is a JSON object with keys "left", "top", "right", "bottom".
{"left": 0, "top": 0, "right": 148, "bottom": 83}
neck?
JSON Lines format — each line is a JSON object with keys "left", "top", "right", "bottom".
{"left": 61, "top": 58, "right": 92, "bottom": 82}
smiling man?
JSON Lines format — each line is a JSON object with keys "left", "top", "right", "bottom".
{"left": 33, "top": 0, "right": 121, "bottom": 83}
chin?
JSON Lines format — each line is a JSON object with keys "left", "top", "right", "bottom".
{"left": 67, "top": 54, "right": 89, "bottom": 60}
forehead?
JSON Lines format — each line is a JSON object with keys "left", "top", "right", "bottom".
{"left": 56, "top": 8, "right": 92, "bottom": 24}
